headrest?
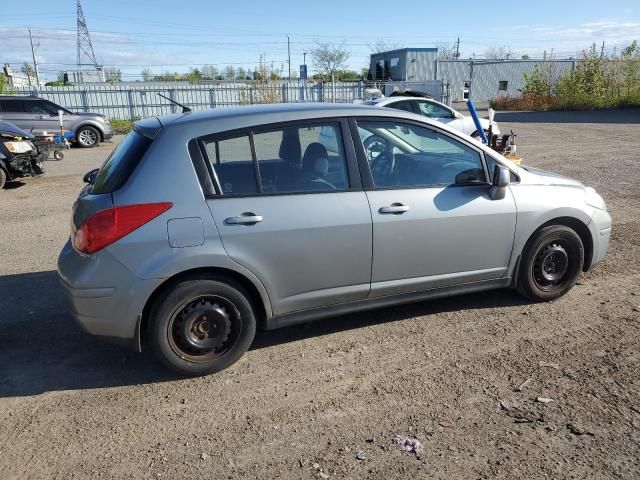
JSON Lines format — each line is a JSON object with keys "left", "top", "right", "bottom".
{"left": 278, "top": 128, "right": 301, "bottom": 164}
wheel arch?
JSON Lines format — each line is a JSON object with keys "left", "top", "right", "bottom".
{"left": 138, "top": 267, "right": 268, "bottom": 352}
{"left": 526, "top": 216, "right": 593, "bottom": 272}
{"left": 75, "top": 123, "right": 104, "bottom": 142}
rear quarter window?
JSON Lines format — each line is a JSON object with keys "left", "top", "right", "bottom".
{"left": 90, "top": 131, "right": 151, "bottom": 194}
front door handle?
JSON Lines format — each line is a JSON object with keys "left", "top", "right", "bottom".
{"left": 379, "top": 203, "right": 410, "bottom": 215}
{"left": 38, "top": 115, "right": 47, "bottom": 119}
{"left": 225, "top": 212, "right": 263, "bottom": 225}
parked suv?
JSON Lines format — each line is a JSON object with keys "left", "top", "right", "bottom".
{"left": 57, "top": 104, "right": 611, "bottom": 376}
{"left": 0, "top": 96, "right": 113, "bottom": 147}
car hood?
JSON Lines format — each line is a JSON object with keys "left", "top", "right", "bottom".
{"left": 520, "top": 165, "right": 584, "bottom": 188}
{"left": 0, "top": 120, "right": 34, "bottom": 139}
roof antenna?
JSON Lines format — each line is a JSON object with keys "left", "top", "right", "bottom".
{"left": 157, "top": 93, "right": 191, "bottom": 113}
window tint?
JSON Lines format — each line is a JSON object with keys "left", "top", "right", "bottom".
{"left": 253, "top": 123, "right": 348, "bottom": 193}
{"left": 91, "top": 131, "right": 152, "bottom": 194}
{"left": 0, "top": 99, "right": 25, "bottom": 113}
{"left": 388, "top": 101, "right": 414, "bottom": 113}
{"left": 416, "top": 101, "right": 453, "bottom": 118}
{"left": 25, "top": 101, "right": 58, "bottom": 115}
{"left": 357, "top": 120, "right": 486, "bottom": 188}
{"left": 204, "top": 135, "right": 257, "bottom": 195}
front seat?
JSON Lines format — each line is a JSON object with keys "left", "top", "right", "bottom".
{"left": 274, "top": 128, "right": 303, "bottom": 191}
{"left": 302, "top": 143, "right": 334, "bottom": 190}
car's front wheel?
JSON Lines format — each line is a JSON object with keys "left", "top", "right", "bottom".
{"left": 0, "top": 168, "right": 6, "bottom": 189}
{"left": 76, "top": 125, "right": 100, "bottom": 148}
{"left": 149, "top": 275, "right": 257, "bottom": 376}
{"left": 517, "top": 225, "right": 584, "bottom": 301}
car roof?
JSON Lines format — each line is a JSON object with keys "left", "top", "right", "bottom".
{"left": 366, "top": 96, "right": 453, "bottom": 110}
{"left": 139, "top": 102, "right": 443, "bottom": 132}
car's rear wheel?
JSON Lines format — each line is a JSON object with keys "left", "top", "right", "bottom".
{"left": 76, "top": 125, "right": 100, "bottom": 148}
{"left": 517, "top": 225, "right": 584, "bottom": 301}
{"left": 149, "top": 275, "right": 256, "bottom": 376}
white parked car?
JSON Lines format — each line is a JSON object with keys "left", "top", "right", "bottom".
{"left": 363, "top": 96, "right": 500, "bottom": 138}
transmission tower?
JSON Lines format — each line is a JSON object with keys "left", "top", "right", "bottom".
{"left": 76, "top": 0, "right": 100, "bottom": 81}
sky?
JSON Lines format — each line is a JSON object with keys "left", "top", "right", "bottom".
{"left": 1, "top": 0, "right": 640, "bottom": 81}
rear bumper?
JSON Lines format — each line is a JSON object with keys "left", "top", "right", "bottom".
{"left": 587, "top": 208, "right": 612, "bottom": 270}
{"left": 57, "top": 240, "right": 162, "bottom": 350}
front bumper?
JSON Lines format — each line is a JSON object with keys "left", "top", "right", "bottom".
{"left": 57, "top": 240, "right": 162, "bottom": 350}
{"left": 587, "top": 208, "right": 612, "bottom": 270}
{"left": 102, "top": 123, "right": 114, "bottom": 140}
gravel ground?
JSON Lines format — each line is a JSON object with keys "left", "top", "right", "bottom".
{"left": 1, "top": 111, "right": 639, "bottom": 480}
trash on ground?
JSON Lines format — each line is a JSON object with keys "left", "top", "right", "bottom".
{"left": 539, "top": 361, "right": 560, "bottom": 370}
{"left": 515, "top": 378, "right": 532, "bottom": 392}
{"left": 392, "top": 435, "right": 423, "bottom": 455}
{"left": 536, "top": 397, "right": 554, "bottom": 404}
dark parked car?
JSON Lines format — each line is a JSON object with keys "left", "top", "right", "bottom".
{"left": 0, "top": 120, "right": 45, "bottom": 188}
{"left": 0, "top": 96, "right": 113, "bottom": 148}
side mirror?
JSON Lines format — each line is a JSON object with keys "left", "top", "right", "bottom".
{"left": 83, "top": 168, "right": 99, "bottom": 184}
{"left": 490, "top": 165, "right": 510, "bottom": 200}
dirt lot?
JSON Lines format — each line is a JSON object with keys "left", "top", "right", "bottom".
{"left": 1, "top": 110, "right": 639, "bottom": 480}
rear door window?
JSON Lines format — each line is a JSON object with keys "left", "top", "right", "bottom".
{"left": 90, "top": 131, "right": 152, "bottom": 194}
{"left": 204, "top": 135, "right": 257, "bottom": 195}
{"left": 0, "top": 99, "right": 25, "bottom": 113}
{"left": 200, "top": 121, "right": 350, "bottom": 196}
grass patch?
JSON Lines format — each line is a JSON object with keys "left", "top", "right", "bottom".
{"left": 110, "top": 119, "right": 133, "bottom": 134}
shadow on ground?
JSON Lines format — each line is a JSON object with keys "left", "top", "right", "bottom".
{"left": 494, "top": 108, "right": 640, "bottom": 124}
{"left": 0, "top": 270, "right": 528, "bottom": 398}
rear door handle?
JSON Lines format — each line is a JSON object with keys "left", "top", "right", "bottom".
{"left": 379, "top": 203, "right": 410, "bottom": 215}
{"left": 225, "top": 212, "right": 263, "bottom": 225}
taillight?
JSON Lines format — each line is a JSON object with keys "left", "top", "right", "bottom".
{"left": 73, "top": 202, "right": 172, "bottom": 254}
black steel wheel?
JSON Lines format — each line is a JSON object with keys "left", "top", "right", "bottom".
{"left": 517, "top": 225, "right": 584, "bottom": 301}
{"left": 150, "top": 275, "right": 256, "bottom": 376}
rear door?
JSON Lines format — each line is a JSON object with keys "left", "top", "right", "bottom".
{"left": 201, "top": 119, "right": 372, "bottom": 315}
{"left": 352, "top": 117, "right": 516, "bottom": 297}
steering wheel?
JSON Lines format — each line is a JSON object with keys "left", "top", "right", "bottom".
{"left": 364, "top": 135, "right": 395, "bottom": 178}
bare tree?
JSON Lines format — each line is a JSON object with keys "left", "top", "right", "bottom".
{"left": 368, "top": 39, "right": 404, "bottom": 54}
{"left": 141, "top": 68, "right": 153, "bottom": 82}
{"left": 484, "top": 46, "right": 515, "bottom": 60}
{"left": 436, "top": 42, "right": 457, "bottom": 59}
{"left": 310, "top": 41, "right": 350, "bottom": 102}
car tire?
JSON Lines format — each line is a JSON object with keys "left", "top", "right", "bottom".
{"left": 53, "top": 150, "right": 64, "bottom": 161}
{"left": 0, "top": 168, "right": 6, "bottom": 189}
{"left": 149, "top": 275, "right": 257, "bottom": 376}
{"left": 517, "top": 225, "right": 584, "bottom": 302}
{"left": 76, "top": 125, "right": 100, "bottom": 148}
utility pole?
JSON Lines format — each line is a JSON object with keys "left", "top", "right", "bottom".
{"left": 303, "top": 52, "right": 307, "bottom": 66}
{"left": 28, "top": 28, "right": 40, "bottom": 87}
{"left": 455, "top": 37, "right": 460, "bottom": 59}
{"left": 287, "top": 35, "right": 291, "bottom": 80}
{"left": 600, "top": 41, "right": 605, "bottom": 57}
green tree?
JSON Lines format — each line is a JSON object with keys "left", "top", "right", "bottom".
{"left": 236, "top": 67, "right": 247, "bottom": 80}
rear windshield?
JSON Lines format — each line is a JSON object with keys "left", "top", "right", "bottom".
{"left": 90, "top": 131, "right": 151, "bottom": 194}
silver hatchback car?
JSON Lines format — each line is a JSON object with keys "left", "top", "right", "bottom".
{"left": 58, "top": 103, "right": 611, "bottom": 376}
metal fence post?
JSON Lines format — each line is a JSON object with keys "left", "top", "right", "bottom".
{"left": 169, "top": 89, "right": 177, "bottom": 114}
{"left": 127, "top": 89, "right": 135, "bottom": 121}
{"left": 81, "top": 90, "right": 89, "bottom": 112}
{"left": 209, "top": 88, "right": 216, "bottom": 108}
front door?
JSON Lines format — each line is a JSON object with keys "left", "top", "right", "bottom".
{"left": 202, "top": 120, "right": 372, "bottom": 315}
{"left": 353, "top": 118, "right": 517, "bottom": 297}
